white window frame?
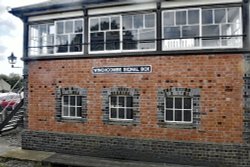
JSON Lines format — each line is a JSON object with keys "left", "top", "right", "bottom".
{"left": 109, "top": 95, "right": 134, "bottom": 121}
{"left": 162, "top": 8, "right": 201, "bottom": 50}
{"left": 29, "top": 23, "right": 55, "bottom": 56}
{"left": 164, "top": 96, "right": 193, "bottom": 123}
{"left": 62, "top": 95, "right": 82, "bottom": 119}
{"left": 88, "top": 13, "right": 157, "bottom": 54}
{"left": 162, "top": 7, "right": 242, "bottom": 50}
{"left": 28, "top": 18, "right": 84, "bottom": 57}
{"left": 55, "top": 18, "right": 84, "bottom": 55}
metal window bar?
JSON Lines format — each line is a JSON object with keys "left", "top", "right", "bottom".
{"left": 27, "top": 34, "right": 245, "bottom": 48}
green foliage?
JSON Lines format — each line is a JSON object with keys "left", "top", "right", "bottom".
{"left": 0, "top": 73, "right": 23, "bottom": 92}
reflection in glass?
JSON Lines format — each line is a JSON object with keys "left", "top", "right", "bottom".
{"left": 106, "top": 31, "right": 120, "bottom": 50}
{"left": 65, "top": 21, "right": 73, "bottom": 33}
{"left": 215, "top": 9, "right": 226, "bottom": 23}
{"left": 188, "top": 10, "right": 199, "bottom": 24}
{"left": 134, "top": 14, "right": 143, "bottom": 28}
{"left": 145, "top": 14, "right": 155, "bottom": 28}
{"left": 90, "top": 18, "right": 99, "bottom": 31}
{"left": 163, "top": 12, "right": 174, "bottom": 26}
{"left": 176, "top": 11, "right": 186, "bottom": 25}
{"left": 100, "top": 17, "right": 109, "bottom": 30}
{"left": 202, "top": 10, "right": 213, "bottom": 24}
{"left": 123, "top": 30, "right": 138, "bottom": 50}
{"left": 90, "top": 32, "right": 104, "bottom": 51}
{"left": 75, "top": 20, "right": 83, "bottom": 33}
{"left": 111, "top": 16, "right": 120, "bottom": 30}
{"left": 70, "top": 34, "right": 82, "bottom": 52}
{"left": 56, "top": 35, "right": 68, "bottom": 53}
{"left": 122, "top": 15, "right": 132, "bottom": 30}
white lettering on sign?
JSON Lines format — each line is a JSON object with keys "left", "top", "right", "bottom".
{"left": 92, "top": 66, "right": 152, "bottom": 74}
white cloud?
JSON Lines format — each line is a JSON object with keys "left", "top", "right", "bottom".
{"left": 0, "top": 0, "right": 48, "bottom": 75}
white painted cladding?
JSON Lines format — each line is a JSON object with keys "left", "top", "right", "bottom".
{"left": 88, "top": 3, "right": 157, "bottom": 15}
{"left": 161, "top": 0, "right": 242, "bottom": 8}
{"left": 28, "top": 11, "right": 84, "bottom": 22}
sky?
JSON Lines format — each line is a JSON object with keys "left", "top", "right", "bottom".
{"left": 0, "top": 0, "right": 48, "bottom": 76}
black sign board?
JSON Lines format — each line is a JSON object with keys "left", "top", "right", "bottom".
{"left": 92, "top": 65, "right": 152, "bottom": 74}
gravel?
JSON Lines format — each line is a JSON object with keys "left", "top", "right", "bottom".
{"left": 0, "top": 127, "right": 46, "bottom": 167}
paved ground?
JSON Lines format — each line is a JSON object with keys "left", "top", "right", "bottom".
{"left": 0, "top": 128, "right": 204, "bottom": 167}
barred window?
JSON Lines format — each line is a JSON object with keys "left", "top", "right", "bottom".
{"left": 165, "top": 96, "right": 193, "bottom": 123}
{"left": 62, "top": 95, "right": 82, "bottom": 118}
{"left": 109, "top": 95, "right": 133, "bottom": 120}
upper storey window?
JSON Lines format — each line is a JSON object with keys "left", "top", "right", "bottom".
{"left": 29, "top": 18, "right": 83, "bottom": 56}
{"left": 89, "top": 13, "right": 156, "bottom": 53}
{"left": 162, "top": 7, "right": 242, "bottom": 50}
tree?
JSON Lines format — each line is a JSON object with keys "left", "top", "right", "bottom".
{"left": 0, "top": 73, "right": 23, "bottom": 92}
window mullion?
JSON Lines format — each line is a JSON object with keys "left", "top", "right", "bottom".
{"left": 173, "top": 97, "right": 175, "bottom": 121}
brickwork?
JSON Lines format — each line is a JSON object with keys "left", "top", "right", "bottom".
{"left": 243, "top": 54, "right": 250, "bottom": 143}
{"left": 27, "top": 54, "right": 244, "bottom": 143}
{"left": 22, "top": 130, "right": 250, "bottom": 167}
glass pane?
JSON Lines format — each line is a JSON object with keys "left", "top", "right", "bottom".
{"left": 164, "top": 27, "right": 180, "bottom": 39}
{"left": 134, "top": 14, "right": 143, "bottom": 28}
{"left": 182, "top": 25, "right": 199, "bottom": 38}
{"left": 126, "top": 97, "right": 133, "bottom": 107}
{"left": 39, "top": 24, "right": 47, "bottom": 36}
{"left": 63, "top": 107, "right": 68, "bottom": 116}
{"left": 77, "top": 96, "right": 81, "bottom": 106}
{"left": 119, "top": 108, "right": 125, "bottom": 119}
{"left": 123, "top": 30, "right": 138, "bottom": 50}
{"left": 75, "top": 20, "right": 83, "bottom": 33}
{"left": 184, "top": 98, "right": 191, "bottom": 109}
{"left": 90, "top": 32, "right": 104, "bottom": 51}
{"left": 122, "top": 15, "right": 132, "bottom": 30}
{"left": 126, "top": 109, "right": 133, "bottom": 119}
{"left": 215, "top": 9, "right": 226, "bottom": 23}
{"left": 110, "top": 108, "right": 117, "bottom": 118}
{"left": 100, "top": 17, "right": 109, "bottom": 30}
{"left": 111, "top": 16, "right": 120, "bottom": 30}
{"left": 90, "top": 18, "right": 99, "bottom": 31}
{"left": 202, "top": 25, "right": 219, "bottom": 36}
{"left": 56, "top": 22, "right": 64, "bottom": 34}
{"left": 76, "top": 107, "right": 81, "bottom": 117}
{"left": 175, "top": 110, "right": 182, "bottom": 121}
{"left": 48, "top": 24, "right": 55, "bottom": 35}
{"left": 65, "top": 21, "right": 73, "bottom": 33}
{"left": 166, "top": 110, "right": 173, "bottom": 121}
{"left": 166, "top": 98, "right": 173, "bottom": 108}
{"left": 184, "top": 110, "right": 192, "bottom": 122}
{"left": 70, "top": 107, "right": 75, "bottom": 117}
{"left": 202, "top": 10, "right": 213, "bottom": 24}
{"left": 176, "top": 11, "right": 186, "bottom": 25}
{"left": 106, "top": 31, "right": 120, "bottom": 50}
{"left": 163, "top": 12, "right": 175, "bottom": 26}
{"left": 63, "top": 96, "right": 69, "bottom": 105}
{"left": 118, "top": 97, "right": 125, "bottom": 107}
{"left": 228, "top": 8, "right": 240, "bottom": 23}
{"left": 175, "top": 98, "right": 182, "bottom": 109}
{"left": 145, "top": 14, "right": 155, "bottom": 28}
{"left": 188, "top": 9, "right": 199, "bottom": 24}
{"left": 70, "top": 96, "right": 75, "bottom": 105}
{"left": 139, "top": 29, "right": 155, "bottom": 50}
{"left": 56, "top": 35, "right": 68, "bottom": 53}
{"left": 111, "top": 97, "right": 117, "bottom": 107}
{"left": 70, "top": 34, "right": 82, "bottom": 52}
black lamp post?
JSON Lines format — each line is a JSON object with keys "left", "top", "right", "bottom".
{"left": 8, "top": 52, "right": 21, "bottom": 68}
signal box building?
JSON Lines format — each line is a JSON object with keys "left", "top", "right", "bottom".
{"left": 10, "top": 0, "right": 250, "bottom": 166}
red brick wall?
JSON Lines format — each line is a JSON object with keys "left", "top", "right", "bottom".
{"left": 27, "top": 54, "right": 244, "bottom": 144}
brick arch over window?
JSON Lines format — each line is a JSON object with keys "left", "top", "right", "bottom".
{"left": 157, "top": 88, "right": 201, "bottom": 129}
{"left": 55, "top": 87, "right": 87, "bottom": 122}
{"left": 102, "top": 87, "right": 140, "bottom": 126}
